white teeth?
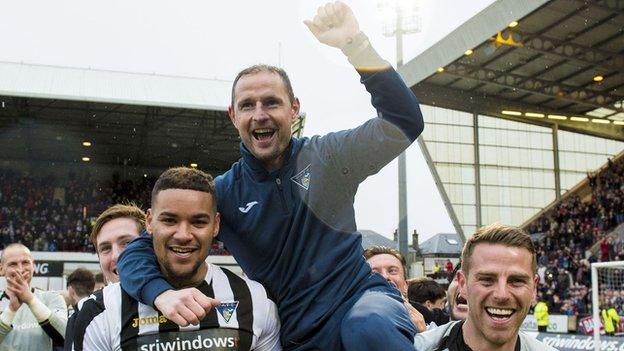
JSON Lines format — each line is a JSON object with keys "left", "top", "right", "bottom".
{"left": 486, "top": 307, "right": 513, "bottom": 316}
{"left": 254, "top": 128, "right": 274, "bottom": 134}
{"left": 171, "top": 247, "right": 194, "bottom": 254}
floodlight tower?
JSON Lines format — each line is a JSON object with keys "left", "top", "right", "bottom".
{"left": 378, "top": 0, "right": 421, "bottom": 268}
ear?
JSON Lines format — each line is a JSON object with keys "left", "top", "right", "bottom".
{"left": 145, "top": 209, "right": 154, "bottom": 236}
{"left": 0, "top": 263, "right": 4, "bottom": 276}
{"left": 227, "top": 105, "right": 236, "bottom": 126}
{"left": 532, "top": 273, "right": 539, "bottom": 301}
{"left": 457, "top": 270, "right": 467, "bottom": 297}
{"left": 212, "top": 213, "right": 221, "bottom": 239}
{"left": 290, "top": 98, "right": 301, "bottom": 122}
{"left": 425, "top": 300, "right": 433, "bottom": 310}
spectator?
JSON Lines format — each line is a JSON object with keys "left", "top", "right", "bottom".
{"left": 89, "top": 203, "right": 145, "bottom": 284}
{"left": 63, "top": 268, "right": 95, "bottom": 351}
{"left": 0, "top": 243, "right": 67, "bottom": 350}
{"left": 601, "top": 303, "right": 621, "bottom": 336}
{"left": 407, "top": 277, "right": 446, "bottom": 311}
{"left": 446, "top": 262, "right": 468, "bottom": 321}
{"left": 363, "top": 246, "right": 427, "bottom": 331}
{"left": 445, "top": 259, "right": 453, "bottom": 276}
{"left": 533, "top": 293, "right": 549, "bottom": 332}
{"left": 93, "top": 273, "right": 105, "bottom": 291}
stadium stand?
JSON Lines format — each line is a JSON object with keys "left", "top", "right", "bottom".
{"left": 0, "top": 169, "right": 230, "bottom": 255}
{"left": 526, "top": 154, "right": 624, "bottom": 318}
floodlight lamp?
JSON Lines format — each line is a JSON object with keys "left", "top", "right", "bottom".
{"left": 81, "top": 157, "right": 90, "bottom": 162}
{"left": 508, "top": 21, "right": 519, "bottom": 28}
{"left": 190, "top": 163, "right": 198, "bottom": 168}
{"left": 591, "top": 119, "right": 610, "bottom": 124}
{"left": 593, "top": 75, "right": 604, "bottom": 82}
{"left": 547, "top": 115, "right": 567, "bottom": 120}
{"left": 464, "top": 49, "right": 473, "bottom": 56}
{"left": 501, "top": 110, "right": 522, "bottom": 116}
{"left": 82, "top": 141, "right": 92, "bottom": 147}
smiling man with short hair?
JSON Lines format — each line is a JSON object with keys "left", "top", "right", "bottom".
{"left": 72, "top": 167, "right": 280, "bottom": 351}
{"left": 413, "top": 224, "right": 557, "bottom": 351}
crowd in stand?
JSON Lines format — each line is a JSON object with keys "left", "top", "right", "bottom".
{"left": 0, "top": 169, "right": 230, "bottom": 255}
{"left": 528, "top": 156, "right": 624, "bottom": 317}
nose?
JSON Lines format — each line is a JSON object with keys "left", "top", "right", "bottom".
{"left": 111, "top": 245, "right": 122, "bottom": 265}
{"left": 251, "top": 102, "right": 270, "bottom": 123}
{"left": 173, "top": 221, "right": 194, "bottom": 241}
{"left": 492, "top": 279, "right": 511, "bottom": 301}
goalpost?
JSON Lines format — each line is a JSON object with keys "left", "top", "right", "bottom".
{"left": 591, "top": 261, "right": 624, "bottom": 351}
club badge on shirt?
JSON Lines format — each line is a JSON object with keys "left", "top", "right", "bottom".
{"left": 291, "top": 164, "right": 311, "bottom": 191}
{"left": 216, "top": 301, "right": 239, "bottom": 323}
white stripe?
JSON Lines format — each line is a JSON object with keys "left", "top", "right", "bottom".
{"left": 211, "top": 265, "right": 240, "bottom": 329}
{"left": 137, "top": 303, "right": 160, "bottom": 335}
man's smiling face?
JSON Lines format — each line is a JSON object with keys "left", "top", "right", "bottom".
{"left": 459, "top": 243, "right": 538, "bottom": 348}
{"left": 228, "top": 71, "right": 300, "bottom": 171}
{"left": 148, "top": 188, "right": 220, "bottom": 288}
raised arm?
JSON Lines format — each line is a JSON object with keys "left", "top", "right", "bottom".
{"left": 304, "top": 1, "right": 424, "bottom": 186}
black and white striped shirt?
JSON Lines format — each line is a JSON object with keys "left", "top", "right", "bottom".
{"left": 72, "top": 265, "right": 281, "bottom": 351}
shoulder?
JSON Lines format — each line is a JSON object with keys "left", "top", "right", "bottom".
{"left": 519, "top": 331, "right": 558, "bottom": 351}
{"left": 413, "top": 321, "right": 460, "bottom": 351}
{"left": 36, "top": 289, "right": 66, "bottom": 306}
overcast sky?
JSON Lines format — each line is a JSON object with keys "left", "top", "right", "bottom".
{"left": 1, "top": 0, "right": 495, "bottom": 242}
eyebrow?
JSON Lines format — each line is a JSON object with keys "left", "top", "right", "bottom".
{"left": 474, "top": 272, "right": 532, "bottom": 281}
{"left": 159, "top": 212, "right": 211, "bottom": 221}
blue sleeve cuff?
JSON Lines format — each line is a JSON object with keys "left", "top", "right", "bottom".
{"left": 141, "top": 278, "right": 172, "bottom": 309}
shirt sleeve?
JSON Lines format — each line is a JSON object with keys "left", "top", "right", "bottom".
{"left": 38, "top": 293, "right": 68, "bottom": 347}
{"left": 314, "top": 67, "right": 424, "bottom": 186}
{"left": 254, "top": 300, "right": 282, "bottom": 351}
{"left": 117, "top": 233, "right": 172, "bottom": 307}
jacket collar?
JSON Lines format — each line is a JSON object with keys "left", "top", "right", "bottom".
{"left": 239, "top": 139, "right": 297, "bottom": 178}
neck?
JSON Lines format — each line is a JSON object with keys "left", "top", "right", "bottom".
{"left": 462, "top": 319, "right": 518, "bottom": 351}
{"left": 164, "top": 263, "right": 208, "bottom": 289}
{"left": 262, "top": 156, "right": 284, "bottom": 172}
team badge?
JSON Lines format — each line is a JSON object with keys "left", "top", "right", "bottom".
{"left": 216, "top": 301, "right": 239, "bottom": 323}
{"left": 291, "top": 164, "right": 311, "bottom": 191}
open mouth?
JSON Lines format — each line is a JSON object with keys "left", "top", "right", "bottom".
{"left": 252, "top": 128, "right": 276, "bottom": 141}
{"left": 485, "top": 307, "right": 515, "bottom": 321}
{"left": 456, "top": 293, "right": 467, "bottom": 306}
{"left": 169, "top": 246, "right": 198, "bottom": 257}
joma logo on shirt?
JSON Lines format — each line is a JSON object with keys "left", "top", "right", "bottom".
{"left": 132, "top": 315, "right": 168, "bottom": 328}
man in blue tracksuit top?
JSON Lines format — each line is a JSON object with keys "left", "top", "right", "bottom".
{"left": 118, "top": 2, "right": 424, "bottom": 350}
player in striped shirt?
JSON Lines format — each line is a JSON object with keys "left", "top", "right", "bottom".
{"left": 72, "top": 167, "right": 280, "bottom": 351}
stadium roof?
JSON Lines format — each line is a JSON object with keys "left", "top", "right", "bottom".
{"left": 399, "top": 0, "right": 624, "bottom": 141}
{"left": 0, "top": 61, "right": 240, "bottom": 173}
{"left": 360, "top": 230, "right": 399, "bottom": 250}
{"left": 0, "top": 61, "right": 231, "bottom": 110}
{"left": 419, "top": 233, "right": 463, "bottom": 256}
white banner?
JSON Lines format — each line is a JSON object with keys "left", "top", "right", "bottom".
{"left": 522, "top": 314, "right": 569, "bottom": 333}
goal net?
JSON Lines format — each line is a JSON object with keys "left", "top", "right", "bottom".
{"left": 591, "top": 261, "right": 624, "bottom": 351}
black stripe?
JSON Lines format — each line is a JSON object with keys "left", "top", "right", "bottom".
{"left": 120, "top": 289, "right": 139, "bottom": 351}
{"left": 72, "top": 290, "right": 105, "bottom": 351}
{"left": 222, "top": 268, "right": 254, "bottom": 351}
{"left": 63, "top": 309, "right": 78, "bottom": 351}
{"left": 197, "top": 280, "right": 220, "bottom": 329}
{"left": 39, "top": 318, "right": 64, "bottom": 347}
